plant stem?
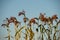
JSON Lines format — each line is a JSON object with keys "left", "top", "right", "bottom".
{"left": 29, "top": 27, "right": 34, "bottom": 40}
{"left": 41, "top": 31, "right": 44, "bottom": 40}
{"left": 7, "top": 28, "right": 10, "bottom": 40}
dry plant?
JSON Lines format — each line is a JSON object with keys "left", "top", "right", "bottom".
{"left": 1, "top": 11, "right": 60, "bottom": 40}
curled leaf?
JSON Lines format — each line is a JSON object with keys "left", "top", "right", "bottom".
{"left": 18, "top": 10, "right": 25, "bottom": 16}
{"left": 1, "top": 23, "right": 9, "bottom": 27}
{"left": 34, "top": 17, "right": 39, "bottom": 20}
{"left": 52, "top": 15, "right": 58, "bottom": 20}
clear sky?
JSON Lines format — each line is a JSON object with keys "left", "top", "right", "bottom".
{"left": 0, "top": 0, "right": 60, "bottom": 40}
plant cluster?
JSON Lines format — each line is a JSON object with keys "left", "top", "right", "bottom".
{"left": 1, "top": 10, "right": 60, "bottom": 40}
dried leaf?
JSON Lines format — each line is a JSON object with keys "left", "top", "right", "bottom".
{"left": 34, "top": 17, "right": 39, "bottom": 20}
{"left": 18, "top": 10, "right": 25, "bottom": 16}
{"left": 52, "top": 15, "right": 58, "bottom": 20}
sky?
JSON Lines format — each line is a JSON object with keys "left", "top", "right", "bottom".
{"left": 0, "top": 0, "right": 60, "bottom": 40}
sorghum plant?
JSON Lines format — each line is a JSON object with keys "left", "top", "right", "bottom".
{"left": 1, "top": 10, "right": 60, "bottom": 40}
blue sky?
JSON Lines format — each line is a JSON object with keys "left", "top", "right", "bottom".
{"left": 0, "top": 0, "right": 60, "bottom": 40}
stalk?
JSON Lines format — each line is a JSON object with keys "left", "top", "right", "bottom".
{"left": 39, "top": 24, "right": 45, "bottom": 40}
{"left": 53, "top": 32, "right": 56, "bottom": 40}
{"left": 29, "top": 27, "right": 34, "bottom": 40}
{"left": 7, "top": 27, "right": 10, "bottom": 40}
{"left": 14, "top": 24, "right": 20, "bottom": 40}
{"left": 41, "top": 33, "right": 43, "bottom": 40}
{"left": 45, "top": 29, "right": 51, "bottom": 40}
{"left": 15, "top": 26, "right": 26, "bottom": 40}
{"left": 25, "top": 29, "right": 29, "bottom": 40}
{"left": 15, "top": 27, "right": 18, "bottom": 40}
{"left": 24, "top": 22, "right": 28, "bottom": 40}
{"left": 48, "top": 33, "right": 51, "bottom": 40}
{"left": 53, "top": 26, "right": 57, "bottom": 40}
{"left": 48, "top": 24, "right": 52, "bottom": 34}
{"left": 47, "top": 24, "right": 52, "bottom": 40}
{"left": 1, "top": 24, "right": 11, "bottom": 40}
{"left": 53, "top": 23, "right": 58, "bottom": 40}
